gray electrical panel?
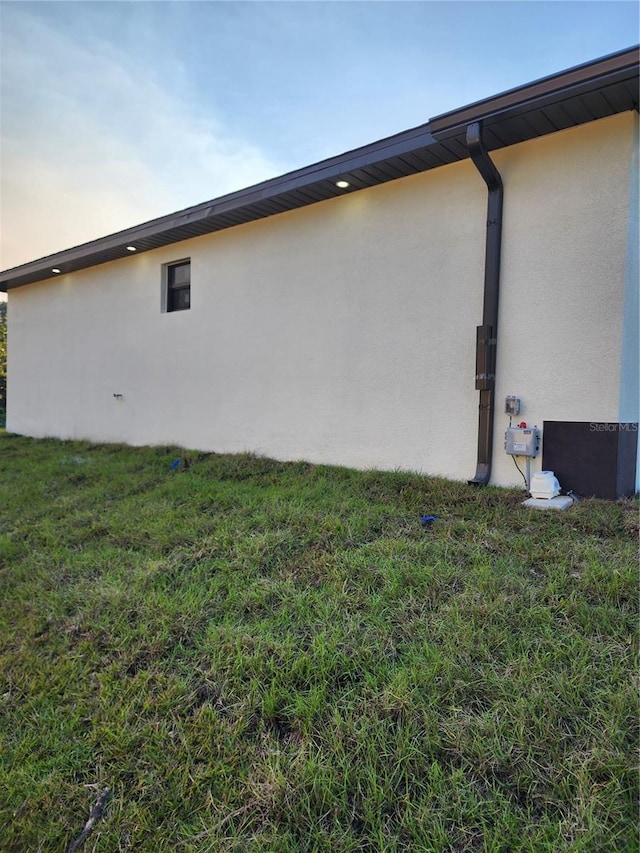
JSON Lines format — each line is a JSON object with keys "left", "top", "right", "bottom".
{"left": 505, "top": 426, "right": 540, "bottom": 457}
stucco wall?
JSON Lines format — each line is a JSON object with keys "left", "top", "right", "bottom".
{"left": 491, "top": 111, "right": 636, "bottom": 486}
{"left": 7, "top": 112, "right": 637, "bottom": 487}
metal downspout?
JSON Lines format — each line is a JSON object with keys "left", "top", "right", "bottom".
{"left": 466, "top": 121, "right": 504, "bottom": 486}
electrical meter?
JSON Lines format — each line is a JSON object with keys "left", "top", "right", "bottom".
{"left": 505, "top": 426, "right": 540, "bottom": 457}
{"left": 505, "top": 396, "right": 521, "bottom": 416}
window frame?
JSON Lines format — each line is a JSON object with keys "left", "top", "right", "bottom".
{"left": 162, "top": 259, "right": 191, "bottom": 313}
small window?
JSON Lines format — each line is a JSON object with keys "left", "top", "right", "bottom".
{"left": 166, "top": 260, "right": 190, "bottom": 312}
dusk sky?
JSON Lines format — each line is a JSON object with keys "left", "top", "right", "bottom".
{"left": 1, "top": 0, "right": 638, "bottom": 287}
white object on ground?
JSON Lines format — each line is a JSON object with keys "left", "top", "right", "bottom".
{"left": 529, "top": 471, "right": 561, "bottom": 500}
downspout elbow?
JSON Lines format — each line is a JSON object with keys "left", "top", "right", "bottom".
{"left": 466, "top": 122, "right": 503, "bottom": 194}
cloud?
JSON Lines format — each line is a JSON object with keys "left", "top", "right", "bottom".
{"left": 0, "top": 6, "right": 284, "bottom": 270}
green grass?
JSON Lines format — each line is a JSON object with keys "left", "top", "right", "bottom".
{"left": 0, "top": 433, "right": 637, "bottom": 852}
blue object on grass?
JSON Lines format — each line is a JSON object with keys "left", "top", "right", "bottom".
{"left": 170, "top": 459, "right": 182, "bottom": 470}
{"left": 421, "top": 515, "right": 439, "bottom": 525}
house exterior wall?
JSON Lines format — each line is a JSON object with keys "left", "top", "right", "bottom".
{"left": 7, "top": 112, "right": 637, "bottom": 487}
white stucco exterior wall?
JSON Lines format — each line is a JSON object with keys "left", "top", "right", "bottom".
{"left": 490, "top": 111, "right": 637, "bottom": 486}
{"left": 6, "top": 112, "right": 637, "bottom": 487}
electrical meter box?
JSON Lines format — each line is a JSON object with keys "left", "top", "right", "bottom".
{"left": 505, "top": 426, "right": 540, "bottom": 457}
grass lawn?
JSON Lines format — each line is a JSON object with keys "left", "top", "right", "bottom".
{"left": 0, "top": 433, "right": 637, "bottom": 852}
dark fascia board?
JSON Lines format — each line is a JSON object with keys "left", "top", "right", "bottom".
{"left": 2, "top": 45, "right": 638, "bottom": 292}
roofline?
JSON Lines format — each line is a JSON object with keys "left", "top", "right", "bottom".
{"left": 429, "top": 44, "right": 639, "bottom": 135}
{"left": 2, "top": 45, "right": 638, "bottom": 292}
{"left": 0, "top": 122, "right": 437, "bottom": 286}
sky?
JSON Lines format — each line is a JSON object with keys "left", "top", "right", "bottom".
{"left": 0, "top": 0, "right": 638, "bottom": 288}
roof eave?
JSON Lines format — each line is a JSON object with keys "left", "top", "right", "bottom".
{"left": 2, "top": 44, "right": 638, "bottom": 292}
{"left": 429, "top": 44, "right": 639, "bottom": 137}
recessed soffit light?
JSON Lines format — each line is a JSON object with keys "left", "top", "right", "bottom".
{"left": 126, "top": 246, "right": 137, "bottom": 252}
{"left": 335, "top": 180, "right": 350, "bottom": 189}
{"left": 51, "top": 268, "right": 61, "bottom": 274}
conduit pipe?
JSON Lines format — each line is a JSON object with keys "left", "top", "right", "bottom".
{"left": 466, "top": 121, "right": 504, "bottom": 486}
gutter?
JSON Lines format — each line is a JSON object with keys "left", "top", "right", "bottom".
{"left": 466, "top": 121, "right": 504, "bottom": 486}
